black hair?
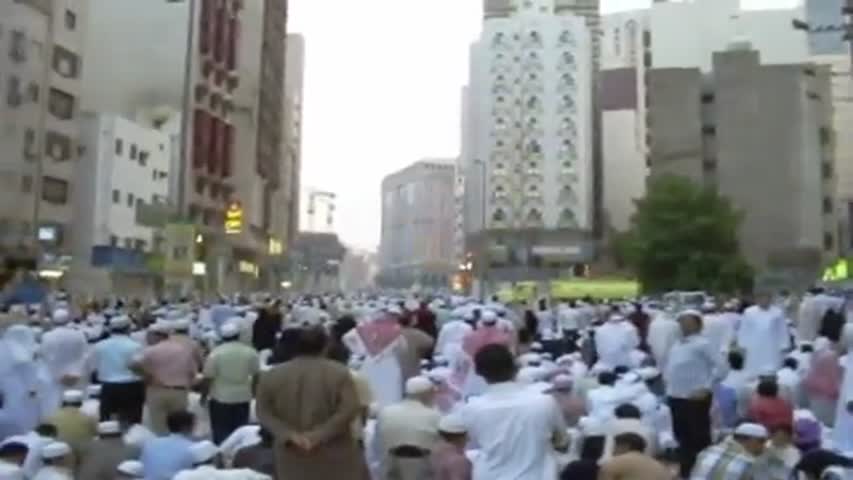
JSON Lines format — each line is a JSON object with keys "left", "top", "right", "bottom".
{"left": 579, "top": 435, "right": 606, "bottom": 461}
{"left": 474, "top": 344, "right": 517, "bottom": 384}
{"left": 166, "top": 411, "right": 196, "bottom": 434}
{"left": 36, "top": 424, "right": 57, "bottom": 438}
{"left": 598, "top": 371, "right": 617, "bottom": 386}
{"left": 259, "top": 427, "right": 274, "bottom": 446}
{"left": 614, "top": 432, "right": 647, "bottom": 453}
{"left": 0, "top": 442, "right": 28, "bottom": 457}
{"left": 800, "top": 344, "right": 814, "bottom": 353}
{"left": 614, "top": 403, "right": 642, "bottom": 420}
{"left": 613, "top": 365, "right": 630, "bottom": 376}
{"left": 294, "top": 326, "right": 328, "bottom": 356}
{"left": 439, "top": 430, "right": 468, "bottom": 443}
{"left": 728, "top": 351, "right": 745, "bottom": 370}
{"left": 757, "top": 379, "right": 779, "bottom": 398}
{"left": 783, "top": 357, "right": 799, "bottom": 370}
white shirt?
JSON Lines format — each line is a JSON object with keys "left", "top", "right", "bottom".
{"left": 595, "top": 321, "right": 639, "bottom": 369}
{"left": 664, "top": 334, "right": 722, "bottom": 399}
{"left": 648, "top": 316, "right": 681, "bottom": 368}
{"left": 173, "top": 465, "right": 272, "bottom": 480}
{"left": 220, "top": 425, "right": 261, "bottom": 464}
{"left": 0, "top": 460, "right": 24, "bottom": 480}
{"left": 40, "top": 327, "right": 89, "bottom": 380}
{"left": 375, "top": 399, "right": 440, "bottom": 453}
{"left": 32, "top": 466, "right": 72, "bottom": 480}
{"left": 435, "top": 321, "right": 473, "bottom": 359}
{"left": 460, "top": 382, "right": 568, "bottom": 480}
{"left": 557, "top": 307, "right": 581, "bottom": 331}
{"left": 737, "top": 305, "right": 789, "bottom": 378}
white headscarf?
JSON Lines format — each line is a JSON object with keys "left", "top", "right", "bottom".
{"left": 3, "top": 325, "right": 37, "bottom": 364}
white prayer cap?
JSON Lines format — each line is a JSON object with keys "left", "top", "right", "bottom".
{"left": 405, "top": 376, "right": 435, "bottom": 396}
{"left": 9, "top": 304, "right": 26, "bottom": 315}
{"left": 368, "top": 402, "right": 381, "bottom": 419}
{"left": 637, "top": 367, "right": 661, "bottom": 380}
{"left": 172, "top": 318, "right": 191, "bottom": 331}
{"left": 481, "top": 310, "right": 498, "bottom": 324}
{"left": 701, "top": 301, "right": 717, "bottom": 312}
{"left": 556, "top": 354, "right": 573, "bottom": 365}
{"left": 519, "top": 353, "right": 541, "bottom": 366}
{"left": 677, "top": 309, "right": 703, "bottom": 320}
{"left": 148, "top": 321, "right": 171, "bottom": 334}
{"left": 607, "top": 314, "right": 625, "bottom": 323}
{"left": 98, "top": 421, "right": 121, "bottom": 435}
{"left": 52, "top": 309, "right": 70, "bottom": 325}
{"left": 388, "top": 305, "right": 403, "bottom": 315}
{"left": 578, "top": 417, "right": 605, "bottom": 436}
{"left": 220, "top": 321, "right": 241, "bottom": 339}
{"left": 734, "top": 423, "right": 768, "bottom": 439}
{"left": 348, "top": 356, "right": 364, "bottom": 370}
{"left": 530, "top": 342, "right": 543, "bottom": 352}
{"left": 548, "top": 374, "right": 574, "bottom": 392}
{"left": 116, "top": 460, "right": 143, "bottom": 476}
{"left": 438, "top": 415, "right": 467, "bottom": 434}
{"left": 87, "top": 385, "right": 102, "bottom": 397}
{"left": 41, "top": 441, "right": 71, "bottom": 459}
{"left": 190, "top": 440, "right": 219, "bottom": 464}
{"left": 110, "top": 315, "right": 131, "bottom": 329}
{"left": 618, "top": 372, "right": 641, "bottom": 385}
{"left": 62, "top": 390, "right": 84, "bottom": 404}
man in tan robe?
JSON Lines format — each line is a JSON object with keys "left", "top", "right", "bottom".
{"left": 256, "top": 326, "right": 367, "bottom": 480}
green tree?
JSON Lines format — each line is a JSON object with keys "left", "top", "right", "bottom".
{"left": 618, "top": 174, "right": 753, "bottom": 294}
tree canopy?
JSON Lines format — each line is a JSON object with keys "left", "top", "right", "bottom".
{"left": 616, "top": 174, "right": 753, "bottom": 294}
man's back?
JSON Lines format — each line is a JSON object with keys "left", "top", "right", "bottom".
{"left": 204, "top": 342, "right": 259, "bottom": 403}
{"left": 690, "top": 439, "right": 757, "bottom": 480}
{"left": 93, "top": 335, "right": 142, "bottom": 383}
{"left": 600, "top": 452, "right": 671, "bottom": 480}
{"left": 140, "top": 434, "right": 195, "bottom": 480}
{"left": 140, "top": 339, "right": 198, "bottom": 388}
{"left": 377, "top": 399, "right": 440, "bottom": 452}
{"left": 48, "top": 408, "right": 96, "bottom": 449}
{"left": 78, "top": 437, "right": 137, "bottom": 480}
{"left": 461, "top": 383, "right": 566, "bottom": 480}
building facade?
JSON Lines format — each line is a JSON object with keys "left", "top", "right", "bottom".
{"left": 380, "top": 161, "right": 456, "bottom": 288}
{"left": 0, "top": 0, "right": 87, "bottom": 282}
{"left": 464, "top": 0, "right": 595, "bottom": 292}
{"left": 70, "top": 114, "right": 171, "bottom": 296}
{"left": 648, "top": 46, "right": 837, "bottom": 284}
{"left": 282, "top": 33, "right": 305, "bottom": 249}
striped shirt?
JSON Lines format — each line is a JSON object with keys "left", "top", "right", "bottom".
{"left": 690, "top": 438, "right": 760, "bottom": 480}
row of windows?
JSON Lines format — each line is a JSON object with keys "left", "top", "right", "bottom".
{"left": 114, "top": 139, "right": 163, "bottom": 167}
{"left": 108, "top": 236, "right": 148, "bottom": 252}
{"left": 7, "top": 28, "right": 80, "bottom": 76}
{"left": 492, "top": 30, "right": 576, "bottom": 48}
{"left": 490, "top": 208, "right": 578, "bottom": 225}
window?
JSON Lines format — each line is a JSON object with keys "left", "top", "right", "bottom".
{"left": 129, "top": 144, "right": 138, "bottom": 160}
{"left": 139, "top": 150, "right": 149, "bottom": 166}
{"left": 27, "top": 83, "right": 39, "bottom": 102}
{"left": 48, "top": 88, "right": 75, "bottom": 120}
{"left": 824, "top": 196, "right": 834, "bottom": 214}
{"left": 195, "top": 178, "right": 205, "bottom": 194}
{"left": 21, "top": 175, "right": 32, "bottom": 193}
{"left": 819, "top": 127, "right": 833, "bottom": 146}
{"left": 115, "top": 139, "right": 123, "bottom": 155}
{"left": 6, "top": 75, "right": 22, "bottom": 107}
{"left": 10, "top": 30, "right": 26, "bottom": 62}
{"left": 52, "top": 46, "right": 80, "bottom": 78}
{"left": 492, "top": 209, "right": 506, "bottom": 222}
{"left": 112, "top": 189, "right": 120, "bottom": 203}
{"left": 127, "top": 193, "right": 135, "bottom": 207}
{"left": 804, "top": 67, "right": 816, "bottom": 77}
{"left": 703, "top": 158, "right": 717, "bottom": 172}
{"left": 824, "top": 232, "right": 834, "bottom": 251}
{"left": 45, "top": 131, "right": 72, "bottom": 161}
{"left": 823, "top": 162, "right": 834, "bottom": 179}
{"left": 41, "top": 176, "right": 68, "bottom": 204}
{"left": 701, "top": 93, "right": 715, "bottom": 104}
{"left": 64, "top": 10, "right": 76, "bottom": 30}
{"left": 134, "top": 239, "right": 147, "bottom": 251}
{"left": 109, "top": 235, "right": 118, "bottom": 247}
{"left": 702, "top": 126, "right": 716, "bottom": 135}
{"left": 23, "top": 128, "right": 36, "bottom": 159}
{"left": 124, "top": 238, "right": 133, "bottom": 249}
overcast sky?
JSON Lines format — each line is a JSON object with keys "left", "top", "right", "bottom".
{"left": 288, "top": 0, "right": 801, "bottom": 251}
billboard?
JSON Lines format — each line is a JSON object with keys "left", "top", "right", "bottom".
{"left": 163, "top": 223, "right": 196, "bottom": 277}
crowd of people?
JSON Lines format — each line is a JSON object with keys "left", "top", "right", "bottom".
{"left": 0, "top": 288, "right": 851, "bottom": 479}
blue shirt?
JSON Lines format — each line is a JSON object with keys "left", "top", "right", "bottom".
{"left": 93, "top": 334, "right": 143, "bottom": 383}
{"left": 141, "top": 434, "right": 195, "bottom": 480}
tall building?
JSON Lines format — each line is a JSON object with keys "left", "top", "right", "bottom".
{"left": 283, "top": 34, "right": 305, "bottom": 249}
{"left": 464, "top": 0, "right": 595, "bottom": 292}
{"left": 647, "top": 46, "right": 836, "bottom": 284}
{"left": 0, "top": 0, "right": 88, "bottom": 281}
{"left": 379, "top": 160, "right": 455, "bottom": 289}
{"left": 71, "top": 113, "right": 172, "bottom": 296}
{"left": 599, "top": 0, "right": 813, "bottom": 233}
{"left": 555, "top": 0, "right": 601, "bottom": 69}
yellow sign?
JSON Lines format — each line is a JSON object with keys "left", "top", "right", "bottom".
{"left": 225, "top": 202, "right": 243, "bottom": 235}
{"left": 238, "top": 260, "right": 259, "bottom": 277}
{"left": 268, "top": 238, "right": 283, "bottom": 255}
{"left": 823, "top": 259, "right": 849, "bottom": 282}
{"left": 550, "top": 279, "right": 640, "bottom": 299}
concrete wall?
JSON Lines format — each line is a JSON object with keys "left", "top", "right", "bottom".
{"left": 647, "top": 67, "right": 704, "bottom": 183}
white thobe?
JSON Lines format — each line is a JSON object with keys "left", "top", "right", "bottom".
{"left": 702, "top": 312, "right": 739, "bottom": 354}
{"left": 435, "top": 321, "right": 473, "bottom": 359}
{"left": 594, "top": 321, "right": 639, "bottom": 369}
{"left": 343, "top": 330, "right": 404, "bottom": 407}
{"left": 40, "top": 327, "right": 90, "bottom": 385}
{"left": 220, "top": 425, "right": 261, "bottom": 465}
{"left": 32, "top": 466, "right": 72, "bottom": 480}
{"left": 737, "top": 306, "right": 789, "bottom": 378}
{"left": 174, "top": 465, "right": 272, "bottom": 480}
{"left": 798, "top": 294, "right": 844, "bottom": 342}
{"left": 647, "top": 316, "right": 680, "bottom": 368}
{"left": 833, "top": 328, "right": 853, "bottom": 451}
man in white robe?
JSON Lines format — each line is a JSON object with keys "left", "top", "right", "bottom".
{"left": 832, "top": 323, "right": 853, "bottom": 451}
{"left": 342, "top": 313, "right": 405, "bottom": 407}
{"left": 0, "top": 325, "right": 54, "bottom": 439}
{"left": 40, "top": 309, "right": 90, "bottom": 401}
{"left": 737, "top": 294, "right": 789, "bottom": 379}
{"left": 434, "top": 315, "right": 473, "bottom": 360}
{"left": 594, "top": 315, "right": 639, "bottom": 370}
{"left": 797, "top": 289, "right": 844, "bottom": 343}
{"left": 647, "top": 312, "right": 681, "bottom": 369}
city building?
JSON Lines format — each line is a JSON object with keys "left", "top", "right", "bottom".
{"left": 69, "top": 114, "right": 171, "bottom": 296}
{"left": 647, "top": 45, "right": 836, "bottom": 285}
{"left": 463, "top": 0, "right": 595, "bottom": 294}
{"left": 282, "top": 33, "right": 305, "bottom": 248}
{"left": 379, "top": 160, "right": 455, "bottom": 289}
{"left": 599, "top": 0, "right": 813, "bottom": 233}
{"left": 0, "top": 0, "right": 88, "bottom": 283}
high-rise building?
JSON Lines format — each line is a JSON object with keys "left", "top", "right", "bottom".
{"left": 555, "top": 0, "right": 601, "bottom": 69}
{"left": 379, "top": 160, "right": 456, "bottom": 289}
{"left": 283, "top": 34, "right": 305, "bottom": 250}
{"left": 0, "top": 0, "right": 88, "bottom": 280}
{"left": 463, "top": 0, "right": 594, "bottom": 292}
{"left": 647, "top": 46, "right": 836, "bottom": 284}
{"left": 71, "top": 113, "right": 172, "bottom": 296}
